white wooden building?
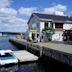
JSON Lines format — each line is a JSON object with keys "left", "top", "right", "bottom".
{"left": 27, "top": 13, "right": 72, "bottom": 42}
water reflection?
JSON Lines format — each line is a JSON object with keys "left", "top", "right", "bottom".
{"left": 0, "top": 65, "right": 18, "bottom": 72}
{"left": 0, "top": 63, "right": 45, "bottom": 72}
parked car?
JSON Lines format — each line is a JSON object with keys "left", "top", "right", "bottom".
{"left": 0, "top": 50, "right": 18, "bottom": 65}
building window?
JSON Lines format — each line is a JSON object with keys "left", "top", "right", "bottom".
{"left": 55, "top": 23, "right": 63, "bottom": 28}
{"left": 50, "top": 23, "right": 53, "bottom": 28}
{"left": 44, "top": 22, "right": 48, "bottom": 29}
{"left": 31, "top": 23, "right": 37, "bottom": 29}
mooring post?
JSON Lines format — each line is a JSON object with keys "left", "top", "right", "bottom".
{"left": 39, "top": 46, "right": 43, "bottom": 57}
{"left": 25, "top": 42, "right": 27, "bottom": 50}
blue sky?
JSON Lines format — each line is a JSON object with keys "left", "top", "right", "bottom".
{"left": 0, "top": 0, "right": 72, "bottom": 32}
{"left": 11, "top": 0, "right": 72, "bottom": 14}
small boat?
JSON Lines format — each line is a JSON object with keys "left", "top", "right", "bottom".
{"left": 0, "top": 50, "right": 18, "bottom": 65}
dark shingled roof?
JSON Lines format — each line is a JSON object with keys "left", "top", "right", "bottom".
{"left": 70, "top": 17, "right": 72, "bottom": 20}
{"left": 33, "top": 13, "right": 72, "bottom": 21}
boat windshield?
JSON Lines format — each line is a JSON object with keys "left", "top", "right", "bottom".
{"left": 0, "top": 53, "right": 13, "bottom": 57}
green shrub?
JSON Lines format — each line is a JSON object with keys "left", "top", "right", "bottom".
{"left": 42, "top": 27, "right": 54, "bottom": 32}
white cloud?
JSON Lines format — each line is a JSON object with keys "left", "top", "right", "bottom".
{"left": 54, "top": 4, "right": 67, "bottom": 11}
{"left": 44, "top": 4, "right": 67, "bottom": 15}
{"left": 9, "top": 17, "right": 27, "bottom": 24}
{"left": 0, "top": 8, "right": 17, "bottom": 16}
{"left": 18, "top": 7, "right": 37, "bottom": 16}
{"left": 18, "top": 4, "right": 67, "bottom": 16}
{"left": 0, "top": 16, "right": 28, "bottom": 32}
{"left": 0, "top": 7, "right": 28, "bottom": 32}
{"left": 0, "top": 0, "right": 28, "bottom": 32}
{"left": 0, "top": 0, "right": 12, "bottom": 7}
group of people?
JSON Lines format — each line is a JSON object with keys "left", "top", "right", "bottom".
{"left": 63, "top": 31, "right": 72, "bottom": 41}
{"left": 27, "top": 33, "right": 44, "bottom": 42}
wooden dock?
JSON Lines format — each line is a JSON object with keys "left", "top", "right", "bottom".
{"left": 13, "top": 50, "right": 38, "bottom": 62}
{"left": 9, "top": 38, "right": 72, "bottom": 66}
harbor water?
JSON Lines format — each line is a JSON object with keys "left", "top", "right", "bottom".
{"left": 0, "top": 37, "right": 72, "bottom": 72}
{"left": 0, "top": 37, "right": 18, "bottom": 51}
{"left": 0, "top": 37, "right": 47, "bottom": 72}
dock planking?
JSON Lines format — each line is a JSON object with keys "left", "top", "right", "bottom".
{"left": 13, "top": 50, "right": 39, "bottom": 62}
{"left": 9, "top": 38, "right": 72, "bottom": 66}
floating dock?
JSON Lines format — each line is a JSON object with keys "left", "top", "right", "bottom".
{"left": 13, "top": 50, "right": 38, "bottom": 62}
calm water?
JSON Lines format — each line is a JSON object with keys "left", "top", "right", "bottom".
{"left": 0, "top": 37, "right": 71, "bottom": 72}
{"left": 0, "top": 37, "right": 46, "bottom": 72}
{"left": 0, "top": 63, "right": 46, "bottom": 72}
{"left": 0, "top": 37, "right": 18, "bottom": 51}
